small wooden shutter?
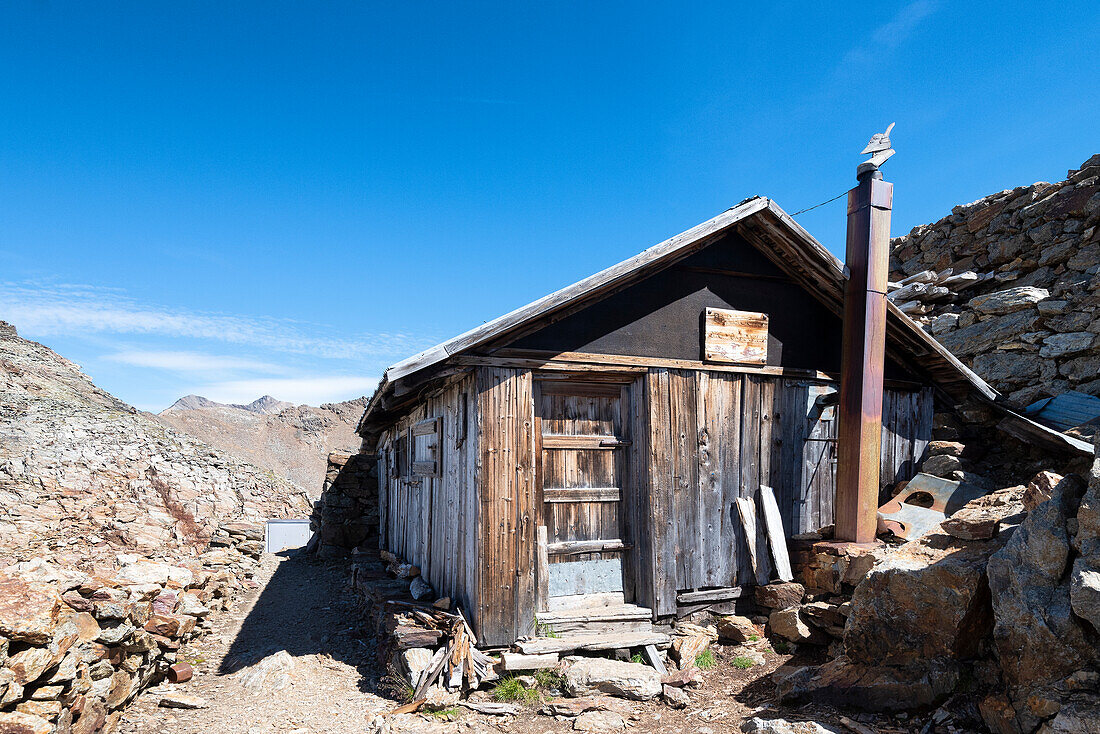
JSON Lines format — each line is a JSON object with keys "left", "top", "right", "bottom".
{"left": 411, "top": 417, "right": 442, "bottom": 478}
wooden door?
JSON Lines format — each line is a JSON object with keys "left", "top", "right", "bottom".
{"left": 535, "top": 380, "right": 631, "bottom": 609}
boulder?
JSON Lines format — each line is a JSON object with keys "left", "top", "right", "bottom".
{"left": 800, "top": 601, "right": 846, "bottom": 630}
{"left": 716, "top": 615, "right": 759, "bottom": 643}
{"left": 940, "top": 485, "right": 1026, "bottom": 540}
{"left": 409, "top": 576, "right": 433, "bottom": 602}
{"left": 1040, "top": 332, "right": 1095, "bottom": 359}
{"left": 774, "top": 656, "right": 960, "bottom": 712}
{"left": 1024, "top": 471, "right": 1063, "bottom": 511}
{"left": 922, "top": 454, "right": 963, "bottom": 478}
{"left": 769, "top": 608, "right": 826, "bottom": 644}
{"left": 754, "top": 582, "right": 804, "bottom": 610}
{"left": 969, "top": 286, "right": 1049, "bottom": 315}
{"left": 573, "top": 710, "right": 626, "bottom": 732}
{"left": 158, "top": 693, "right": 209, "bottom": 709}
{"left": 0, "top": 712, "right": 53, "bottom": 734}
{"left": 741, "top": 716, "right": 844, "bottom": 734}
{"left": 662, "top": 684, "right": 689, "bottom": 709}
{"left": 0, "top": 572, "right": 63, "bottom": 644}
{"left": 237, "top": 650, "right": 295, "bottom": 692}
{"left": 987, "top": 474, "right": 1093, "bottom": 692}
{"left": 563, "top": 658, "right": 662, "bottom": 701}
{"left": 115, "top": 561, "right": 193, "bottom": 588}
{"left": 8, "top": 647, "right": 55, "bottom": 686}
{"left": 844, "top": 532, "right": 997, "bottom": 666}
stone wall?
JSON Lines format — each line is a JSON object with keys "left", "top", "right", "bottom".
{"left": 0, "top": 524, "right": 264, "bottom": 733}
{"left": 889, "top": 154, "right": 1100, "bottom": 407}
{"left": 309, "top": 451, "right": 379, "bottom": 558}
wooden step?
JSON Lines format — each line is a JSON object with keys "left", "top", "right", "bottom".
{"left": 536, "top": 602, "right": 653, "bottom": 635}
{"left": 516, "top": 630, "right": 671, "bottom": 655}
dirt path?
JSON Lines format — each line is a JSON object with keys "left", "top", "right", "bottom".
{"left": 118, "top": 552, "right": 394, "bottom": 734}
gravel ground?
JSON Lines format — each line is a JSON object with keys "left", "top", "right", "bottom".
{"left": 118, "top": 552, "right": 395, "bottom": 734}
{"left": 117, "top": 551, "right": 833, "bottom": 734}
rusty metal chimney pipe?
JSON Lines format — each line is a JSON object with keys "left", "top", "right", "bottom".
{"left": 834, "top": 164, "right": 893, "bottom": 544}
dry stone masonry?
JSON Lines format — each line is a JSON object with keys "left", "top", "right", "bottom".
{"left": 889, "top": 154, "right": 1100, "bottom": 407}
{"left": 0, "top": 525, "right": 265, "bottom": 733}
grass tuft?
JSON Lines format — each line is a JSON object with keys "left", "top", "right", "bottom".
{"left": 536, "top": 622, "right": 561, "bottom": 639}
{"left": 630, "top": 652, "right": 645, "bottom": 665}
{"left": 694, "top": 648, "right": 716, "bottom": 670}
{"left": 534, "top": 668, "right": 565, "bottom": 689}
{"left": 428, "top": 707, "right": 461, "bottom": 719}
{"left": 492, "top": 676, "right": 541, "bottom": 704}
{"left": 772, "top": 639, "right": 791, "bottom": 654}
{"left": 732, "top": 656, "right": 756, "bottom": 669}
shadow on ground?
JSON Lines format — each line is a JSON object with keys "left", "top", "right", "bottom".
{"left": 217, "top": 549, "right": 387, "bottom": 694}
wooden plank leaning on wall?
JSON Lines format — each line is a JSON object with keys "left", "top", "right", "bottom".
{"left": 475, "top": 367, "right": 536, "bottom": 647}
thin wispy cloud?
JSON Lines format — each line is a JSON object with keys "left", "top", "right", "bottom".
{"left": 104, "top": 350, "right": 287, "bottom": 374}
{"left": 835, "top": 0, "right": 940, "bottom": 76}
{"left": 0, "top": 281, "right": 427, "bottom": 360}
{"left": 186, "top": 376, "right": 380, "bottom": 406}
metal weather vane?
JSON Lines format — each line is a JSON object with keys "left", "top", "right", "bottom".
{"left": 857, "top": 122, "right": 895, "bottom": 177}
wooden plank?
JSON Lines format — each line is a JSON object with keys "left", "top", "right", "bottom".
{"left": 514, "top": 370, "right": 536, "bottom": 641}
{"left": 536, "top": 525, "right": 549, "bottom": 613}
{"left": 516, "top": 631, "right": 672, "bottom": 655}
{"left": 500, "top": 652, "right": 559, "bottom": 671}
{"left": 676, "top": 586, "right": 744, "bottom": 604}
{"left": 669, "top": 370, "right": 700, "bottom": 589}
{"left": 643, "top": 644, "right": 668, "bottom": 676}
{"left": 696, "top": 372, "right": 718, "bottom": 588}
{"left": 648, "top": 369, "right": 677, "bottom": 617}
{"left": 479, "top": 351, "right": 839, "bottom": 383}
{"left": 543, "top": 487, "right": 621, "bottom": 503}
{"left": 716, "top": 373, "right": 741, "bottom": 587}
{"left": 476, "top": 367, "right": 522, "bottom": 647}
{"left": 541, "top": 434, "right": 628, "bottom": 449}
{"left": 546, "top": 538, "right": 627, "bottom": 555}
{"left": 735, "top": 497, "right": 760, "bottom": 580}
{"left": 759, "top": 485, "right": 793, "bottom": 582}
{"left": 703, "top": 307, "right": 769, "bottom": 365}
{"left": 627, "top": 374, "right": 650, "bottom": 611}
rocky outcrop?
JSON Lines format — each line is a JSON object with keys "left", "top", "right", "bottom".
{"left": 0, "top": 322, "right": 310, "bottom": 567}
{"left": 889, "top": 154, "right": 1100, "bottom": 406}
{"left": 157, "top": 394, "right": 367, "bottom": 496}
{"left": 779, "top": 466, "right": 1100, "bottom": 731}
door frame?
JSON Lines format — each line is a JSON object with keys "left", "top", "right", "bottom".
{"left": 532, "top": 373, "right": 637, "bottom": 609}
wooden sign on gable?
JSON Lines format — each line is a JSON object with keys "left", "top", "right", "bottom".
{"left": 703, "top": 307, "right": 769, "bottom": 365}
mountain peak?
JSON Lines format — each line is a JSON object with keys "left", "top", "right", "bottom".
{"left": 240, "top": 395, "right": 294, "bottom": 414}
{"left": 163, "top": 394, "right": 221, "bottom": 412}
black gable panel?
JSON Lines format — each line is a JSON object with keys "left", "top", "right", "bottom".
{"left": 508, "top": 230, "right": 912, "bottom": 379}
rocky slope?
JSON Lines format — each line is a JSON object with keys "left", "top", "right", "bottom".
{"left": 156, "top": 395, "right": 367, "bottom": 497}
{"left": 889, "top": 153, "right": 1100, "bottom": 407}
{"left": 0, "top": 321, "right": 312, "bottom": 569}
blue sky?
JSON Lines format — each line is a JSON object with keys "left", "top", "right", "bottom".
{"left": 1, "top": 2, "right": 1097, "bottom": 411}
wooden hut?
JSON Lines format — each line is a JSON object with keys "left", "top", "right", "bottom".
{"left": 355, "top": 196, "right": 1002, "bottom": 647}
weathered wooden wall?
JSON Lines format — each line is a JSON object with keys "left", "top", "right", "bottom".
{"left": 635, "top": 367, "right": 932, "bottom": 617}
{"left": 475, "top": 367, "right": 537, "bottom": 647}
{"left": 377, "top": 373, "right": 480, "bottom": 623}
{"left": 377, "top": 362, "right": 932, "bottom": 641}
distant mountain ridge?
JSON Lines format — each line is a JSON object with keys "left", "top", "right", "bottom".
{"left": 165, "top": 394, "right": 294, "bottom": 415}
{"left": 156, "top": 392, "right": 368, "bottom": 496}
